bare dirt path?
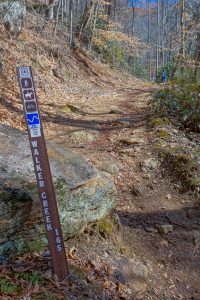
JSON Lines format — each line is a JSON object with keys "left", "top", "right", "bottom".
{"left": 43, "top": 86, "right": 200, "bottom": 300}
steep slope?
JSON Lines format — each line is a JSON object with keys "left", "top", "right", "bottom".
{"left": 0, "top": 13, "right": 142, "bottom": 131}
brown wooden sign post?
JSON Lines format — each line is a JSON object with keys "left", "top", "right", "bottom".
{"left": 17, "top": 66, "right": 69, "bottom": 281}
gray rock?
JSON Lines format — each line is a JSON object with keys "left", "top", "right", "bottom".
{"left": 101, "top": 161, "right": 122, "bottom": 175}
{"left": 119, "top": 148, "right": 135, "bottom": 156}
{"left": 131, "top": 186, "right": 141, "bottom": 196}
{"left": 110, "top": 257, "right": 148, "bottom": 292}
{"left": 0, "top": 183, "right": 32, "bottom": 262}
{"left": 0, "top": 1, "right": 26, "bottom": 37}
{"left": 109, "top": 106, "right": 125, "bottom": 114}
{"left": 145, "top": 227, "right": 158, "bottom": 233}
{"left": 0, "top": 58, "right": 5, "bottom": 74}
{"left": 141, "top": 158, "right": 158, "bottom": 172}
{"left": 159, "top": 224, "right": 173, "bottom": 234}
{"left": 120, "top": 138, "right": 145, "bottom": 145}
{"left": 68, "top": 130, "right": 99, "bottom": 143}
{"left": 115, "top": 117, "right": 135, "bottom": 125}
{"left": 0, "top": 124, "right": 116, "bottom": 261}
{"left": 146, "top": 183, "right": 154, "bottom": 190}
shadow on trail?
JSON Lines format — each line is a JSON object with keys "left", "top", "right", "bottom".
{"left": 1, "top": 93, "right": 148, "bottom": 132}
{"left": 116, "top": 205, "right": 200, "bottom": 281}
{"left": 41, "top": 107, "right": 148, "bottom": 132}
{"left": 116, "top": 87, "right": 157, "bottom": 94}
{"left": 43, "top": 103, "right": 126, "bottom": 116}
{"left": 116, "top": 205, "right": 200, "bottom": 230}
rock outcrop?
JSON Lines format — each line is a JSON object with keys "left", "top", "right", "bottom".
{"left": 0, "top": 124, "right": 116, "bottom": 262}
{"left": 0, "top": 1, "right": 26, "bottom": 37}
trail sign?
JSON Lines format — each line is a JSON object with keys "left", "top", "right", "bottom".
{"left": 17, "top": 67, "right": 69, "bottom": 281}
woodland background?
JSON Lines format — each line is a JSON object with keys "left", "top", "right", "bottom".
{"left": 25, "top": 0, "right": 200, "bottom": 131}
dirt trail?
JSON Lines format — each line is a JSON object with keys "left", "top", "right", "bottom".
{"left": 44, "top": 86, "right": 200, "bottom": 300}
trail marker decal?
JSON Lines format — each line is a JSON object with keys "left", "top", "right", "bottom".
{"left": 17, "top": 66, "right": 69, "bottom": 281}
{"left": 23, "top": 89, "right": 35, "bottom": 100}
{"left": 27, "top": 112, "right": 40, "bottom": 126}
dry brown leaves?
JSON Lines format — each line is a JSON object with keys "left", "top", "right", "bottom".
{"left": 0, "top": 246, "right": 130, "bottom": 300}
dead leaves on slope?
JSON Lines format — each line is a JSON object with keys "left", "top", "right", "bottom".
{"left": 0, "top": 246, "right": 131, "bottom": 300}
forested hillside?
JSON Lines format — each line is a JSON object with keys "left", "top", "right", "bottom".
{"left": 0, "top": 1, "right": 200, "bottom": 300}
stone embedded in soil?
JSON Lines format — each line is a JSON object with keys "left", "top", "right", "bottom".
{"left": 141, "top": 158, "right": 159, "bottom": 171}
{"left": 0, "top": 58, "right": 5, "bottom": 74}
{"left": 111, "top": 257, "right": 148, "bottom": 292}
{"left": 68, "top": 130, "right": 99, "bottom": 143}
{"left": 110, "top": 106, "right": 125, "bottom": 114}
{"left": 119, "top": 148, "right": 135, "bottom": 156}
{"left": 160, "top": 239, "right": 169, "bottom": 247}
{"left": 131, "top": 186, "right": 141, "bottom": 196}
{"left": 101, "top": 161, "right": 122, "bottom": 175}
{"left": 120, "top": 138, "right": 145, "bottom": 145}
{"left": 115, "top": 117, "right": 135, "bottom": 125}
{"left": 159, "top": 224, "right": 173, "bottom": 234}
{"left": 146, "top": 183, "right": 154, "bottom": 190}
{"left": 0, "top": 124, "right": 116, "bottom": 262}
{"left": 0, "top": 185, "right": 32, "bottom": 241}
{"left": 145, "top": 227, "right": 158, "bottom": 233}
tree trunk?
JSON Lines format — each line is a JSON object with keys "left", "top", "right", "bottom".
{"left": 179, "top": 0, "right": 185, "bottom": 73}
{"left": 53, "top": 0, "right": 61, "bottom": 35}
{"left": 131, "top": 0, "right": 135, "bottom": 37}
{"left": 147, "top": 0, "right": 151, "bottom": 79}
{"left": 194, "top": 32, "right": 200, "bottom": 80}
{"left": 88, "top": 0, "right": 99, "bottom": 51}
{"left": 156, "top": 0, "right": 160, "bottom": 75}
{"left": 78, "top": 0, "right": 95, "bottom": 42}
{"left": 69, "top": 0, "right": 74, "bottom": 48}
{"left": 105, "top": 0, "right": 112, "bottom": 20}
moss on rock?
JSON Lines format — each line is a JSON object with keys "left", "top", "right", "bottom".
{"left": 155, "top": 129, "right": 171, "bottom": 139}
{"left": 0, "top": 124, "right": 116, "bottom": 262}
{"left": 148, "top": 117, "right": 171, "bottom": 128}
{"left": 161, "top": 147, "right": 199, "bottom": 191}
{"left": 190, "top": 178, "right": 200, "bottom": 190}
{"left": 96, "top": 216, "right": 114, "bottom": 237}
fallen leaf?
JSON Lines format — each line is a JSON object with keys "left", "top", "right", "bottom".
{"left": 32, "top": 282, "right": 40, "bottom": 294}
{"left": 86, "top": 271, "right": 96, "bottom": 282}
{"left": 44, "top": 269, "right": 53, "bottom": 279}
{"left": 104, "top": 280, "right": 111, "bottom": 289}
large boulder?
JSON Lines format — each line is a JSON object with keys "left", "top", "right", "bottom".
{"left": 0, "top": 1, "right": 26, "bottom": 37}
{"left": 0, "top": 124, "right": 116, "bottom": 262}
